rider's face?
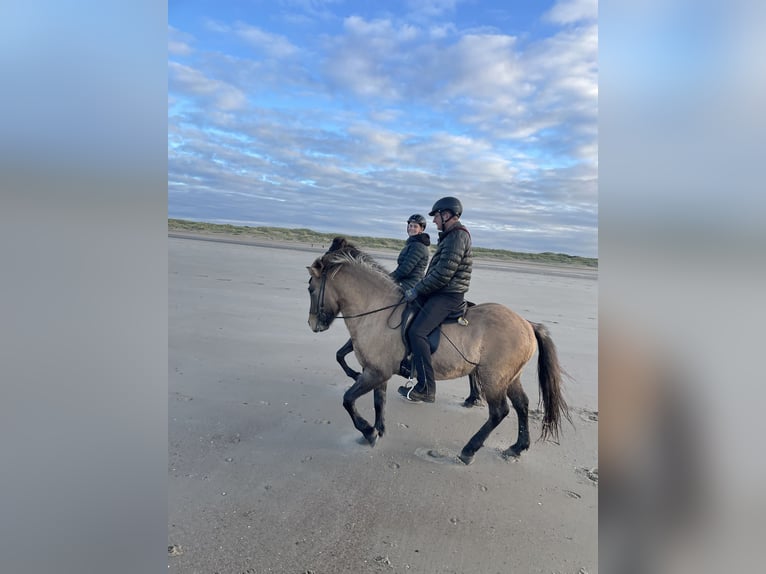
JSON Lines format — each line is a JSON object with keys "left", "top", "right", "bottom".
{"left": 406, "top": 222, "right": 422, "bottom": 236}
{"left": 433, "top": 211, "right": 450, "bottom": 231}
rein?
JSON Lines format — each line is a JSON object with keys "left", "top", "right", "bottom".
{"left": 313, "top": 269, "right": 404, "bottom": 323}
{"left": 340, "top": 300, "right": 405, "bottom": 319}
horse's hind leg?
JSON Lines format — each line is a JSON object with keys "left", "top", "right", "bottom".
{"left": 342, "top": 370, "right": 385, "bottom": 447}
{"left": 463, "top": 372, "right": 484, "bottom": 408}
{"left": 503, "top": 375, "right": 530, "bottom": 458}
{"left": 373, "top": 383, "right": 387, "bottom": 438}
{"left": 458, "top": 393, "right": 510, "bottom": 465}
{"left": 336, "top": 338, "right": 360, "bottom": 380}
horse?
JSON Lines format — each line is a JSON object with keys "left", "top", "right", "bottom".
{"left": 306, "top": 238, "right": 571, "bottom": 465}
{"left": 327, "top": 237, "right": 485, "bottom": 408}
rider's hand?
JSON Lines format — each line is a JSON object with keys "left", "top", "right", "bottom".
{"left": 404, "top": 288, "right": 418, "bottom": 302}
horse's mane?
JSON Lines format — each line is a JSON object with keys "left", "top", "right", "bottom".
{"left": 322, "top": 236, "right": 395, "bottom": 285}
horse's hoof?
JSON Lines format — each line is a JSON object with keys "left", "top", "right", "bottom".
{"left": 462, "top": 397, "right": 483, "bottom": 408}
{"left": 366, "top": 431, "right": 379, "bottom": 447}
{"left": 502, "top": 446, "right": 525, "bottom": 460}
{"left": 458, "top": 451, "right": 474, "bottom": 465}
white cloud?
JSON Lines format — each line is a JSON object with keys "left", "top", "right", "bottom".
{"left": 344, "top": 15, "right": 419, "bottom": 43}
{"left": 168, "top": 61, "right": 248, "bottom": 111}
{"left": 319, "top": 17, "right": 595, "bottom": 167}
{"left": 168, "top": 25, "right": 193, "bottom": 56}
{"left": 545, "top": 0, "right": 598, "bottom": 25}
{"left": 428, "top": 23, "right": 457, "bottom": 39}
{"left": 442, "top": 34, "right": 520, "bottom": 98}
{"left": 167, "top": 4, "right": 599, "bottom": 256}
{"left": 323, "top": 17, "right": 422, "bottom": 98}
{"left": 405, "top": 0, "right": 459, "bottom": 20}
{"left": 279, "top": 0, "right": 345, "bottom": 20}
{"left": 522, "top": 23, "right": 598, "bottom": 127}
{"left": 346, "top": 123, "right": 405, "bottom": 161}
{"left": 233, "top": 22, "right": 299, "bottom": 59}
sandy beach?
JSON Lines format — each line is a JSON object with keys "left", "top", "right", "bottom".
{"left": 169, "top": 235, "right": 598, "bottom": 573}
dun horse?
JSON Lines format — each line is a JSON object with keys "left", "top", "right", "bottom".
{"left": 306, "top": 239, "right": 571, "bottom": 465}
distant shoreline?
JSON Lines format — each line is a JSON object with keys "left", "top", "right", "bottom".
{"left": 168, "top": 219, "right": 598, "bottom": 270}
{"left": 169, "top": 231, "right": 598, "bottom": 280}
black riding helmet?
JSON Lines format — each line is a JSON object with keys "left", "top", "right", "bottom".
{"left": 407, "top": 214, "right": 427, "bottom": 230}
{"left": 428, "top": 196, "right": 463, "bottom": 218}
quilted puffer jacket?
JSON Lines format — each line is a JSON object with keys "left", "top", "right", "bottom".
{"left": 412, "top": 223, "right": 472, "bottom": 296}
{"left": 390, "top": 233, "right": 431, "bottom": 291}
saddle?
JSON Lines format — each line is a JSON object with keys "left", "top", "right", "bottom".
{"left": 398, "top": 300, "right": 474, "bottom": 378}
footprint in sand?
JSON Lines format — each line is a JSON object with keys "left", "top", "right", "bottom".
{"left": 414, "top": 447, "right": 459, "bottom": 464}
{"left": 577, "top": 408, "right": 598, "bottom": 423}
{"left": 168, "top": 544, "right": 183, "bottom": 556}
{"left": 576, "top": 466, "right": 598, "bottom": 485}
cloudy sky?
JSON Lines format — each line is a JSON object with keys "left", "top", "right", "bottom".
{"left": 169, "top": 0, "right": 597, "bottom": 257}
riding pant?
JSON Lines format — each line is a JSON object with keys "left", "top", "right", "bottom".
{"left": 407, "top": 291, "right": 465, "bottom": 389}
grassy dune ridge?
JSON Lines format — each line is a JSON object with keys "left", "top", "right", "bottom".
{"left": 168, "top": 219, "right": 598, "bottom": 268}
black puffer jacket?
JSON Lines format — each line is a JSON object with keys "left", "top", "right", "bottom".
{"left": 412, "top": 223, "right": 472, "bottom": 296}
{"left": 390, "top": 233, "right": 431, "bottom": 291}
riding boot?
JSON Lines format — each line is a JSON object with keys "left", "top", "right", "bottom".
{"left": 398, "top": 378, "right": 424, "bottom": 397}
{"left": 398, "top": 353, "right": 423, "bottom": 396}
{"left": 400, "top": 355, "right": 435, "bottom": 403}
{"left": 404, "top": 378, "right": 435, "bottom": 403}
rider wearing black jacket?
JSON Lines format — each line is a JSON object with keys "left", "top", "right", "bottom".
{"left": 399, "top": 197, "right": 472, "bottom": 403}
{"left": 390, "top": 218, "right": 431, "bottom": 291}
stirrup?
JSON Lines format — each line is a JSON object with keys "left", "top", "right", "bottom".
{"left": 398, "top": 377, "right": 417, "bottom": 399}
{"left": 405, "top": 381, "right": 416, "bottom": 401}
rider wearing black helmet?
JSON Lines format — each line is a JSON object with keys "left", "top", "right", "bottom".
{"left": 399, "top": 196, "right": 472, "bottom": 403}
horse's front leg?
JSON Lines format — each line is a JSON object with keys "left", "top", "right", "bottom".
{"left": 342, "top": 369, "right": 386, "bottom": 447}
{"left": 336, "top": 338, "right": 360, "bottom": 380}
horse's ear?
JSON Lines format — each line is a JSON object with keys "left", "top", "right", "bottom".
{"left": 307, "top": 261, "right": 322, "bottom": 278}
{"left": 328, "top": 236, "right": 347, "bottom": 252}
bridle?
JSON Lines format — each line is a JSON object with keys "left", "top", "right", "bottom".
{"left": 310, "top": 269, "right": 405, "bottom": 328}
{"left": 310, "top": 271, "right": 334, "bottom": 327}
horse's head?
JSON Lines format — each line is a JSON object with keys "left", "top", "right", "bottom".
{"left": 307, "top": 243, "right": 397, "bottom": 332}
{"left": 306, "top": 256, "right": 340, "bottom": 332}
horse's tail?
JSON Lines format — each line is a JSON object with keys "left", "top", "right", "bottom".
{"left": 531, "top": 322, "right": 572, "bottom": 443}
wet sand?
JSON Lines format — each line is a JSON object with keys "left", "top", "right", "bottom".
{"left": 169, "top": 235, "right": 598, "bottom": 573}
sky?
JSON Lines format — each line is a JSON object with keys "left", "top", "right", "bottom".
{"left": 169, "top": 0, "right": 598, "bottom": 257}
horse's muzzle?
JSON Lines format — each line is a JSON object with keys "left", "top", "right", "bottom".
{"left": 308, "top": 317, "right": 328, "bottom": 332}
